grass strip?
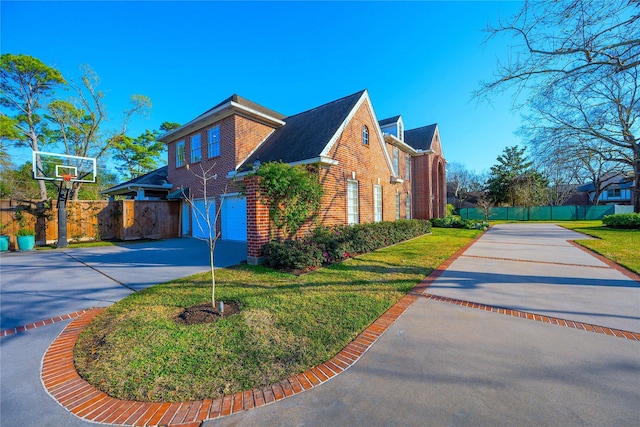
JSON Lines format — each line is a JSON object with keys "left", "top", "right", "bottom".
{"left": 559, "top": 220, "right": 640, "bottom": 274}
{"left": 74, "top": 228, "right": 480, "bottom": 402}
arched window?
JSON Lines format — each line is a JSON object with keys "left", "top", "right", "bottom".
{"left": 362, "top": 125, "right": 369, "bottom": 145}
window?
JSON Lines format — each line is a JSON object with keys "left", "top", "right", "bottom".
{"left": 398, "top": 121, "right": 404, "bottom": 141}
{"left": 405, "top": 193, "right": 411, "bottom": 219}
{"left": 362, "top": 125, "right": 369, "bottom": 146}
{"left": 396, "top": 192, "right": 400, "bottom": 220}
{"left": 405, "top": 154, "right": 411, "bottom": 180}
{"left": 609, "top": 188, "right": 621, "bottom": 198}
{"left": 208, "top": 126, "right": 221, "bottom": 158}
{"left": 374, "top": 185, "right": 382, "bottom": 222}
{"left": 176, "top": 141, "right": 186, "bottom": 168}
{"left": 393, "top": 148, "right": 399, "bottom": 175}
{"left": 191, "top": 134, "right": 201, "bottom": 163}
{"left": 348, "top": 180, "right": 359, "bottom": 225}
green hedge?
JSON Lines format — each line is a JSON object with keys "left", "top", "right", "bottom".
{"left": 262, "top": 219, "right": 432, "bottom": 270}
{"left": 431, "top": 215, "right": 488, "bottom": 230}
{"left": 603, "top": 213, "right": 640, "bottom": 229}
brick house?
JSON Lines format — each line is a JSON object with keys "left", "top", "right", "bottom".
{"left": 158, "top": 90, "right": 446, "bottom": 264}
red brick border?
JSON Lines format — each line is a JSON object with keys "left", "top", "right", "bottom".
{"left": 422, "top": 293, "right": 640, "bottom": 341}
{"left": 44, "top": 227, "right": 639, "bottom": 426}
{"left": 1, "top": 310, "right": 90, "bottom": 337}
{"left": 568, "top": 240, "right": 640, "bottom": 284}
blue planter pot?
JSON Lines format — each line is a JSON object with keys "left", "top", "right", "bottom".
{"left": 17, "top": 235, "right": 35, "bottom": 251}
{"left": 0, "top": 235, "right": 8, "bottom": 251}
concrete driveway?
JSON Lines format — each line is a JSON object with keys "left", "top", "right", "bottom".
{"left": 0, "top": 238, "right": 246, "bottom": 427}
{"left": 206, "top": 223, "right": 640, "bottom": 427}
{"left": 2, "top": 224, "right": 639, "bottom": 426}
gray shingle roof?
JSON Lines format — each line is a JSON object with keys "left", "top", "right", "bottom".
{"left": 240, "top": 90, "right": 366, "bottom": 169}
{"left": 378, "top": 116, "right": 401, "bottom": 127}
{"left": 404, "top": 123, "right": 437, "bottom": 151}
{"left": 198, "top": 94, "right": 286, "bottom": 121}
{"left": 102, "top": 166, "right": 170, "bottom": 195}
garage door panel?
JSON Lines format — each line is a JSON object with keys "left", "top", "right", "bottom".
{"left": 222, "top": 196, "right": 247, "bottom": 241}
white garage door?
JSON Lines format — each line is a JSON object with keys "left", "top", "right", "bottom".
{"left": 222, "top": 195, "right": 247, "bottom": 241}
{"left": 191, "top": 198, "right": 216, "bottom": 239}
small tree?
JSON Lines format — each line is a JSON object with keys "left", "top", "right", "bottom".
{"left": 181, "top": 162, "right": 226, "bottom": 312}
{"left": 252, "top": 162, "right": 323, "bottom": 239}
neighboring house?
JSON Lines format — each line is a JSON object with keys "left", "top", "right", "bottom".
{"left": 573, "top": 172, "right": 635, "bottom": 205}
{"left": 157, "top": 90, "right": 446, "bottom": 264}
{"left": 101, "top": 166, "right": 173, "bottom": 200}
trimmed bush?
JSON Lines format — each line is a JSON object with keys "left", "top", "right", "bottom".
{"left": 431, "top": 216, "right": 488, "bottom": 230}
{"left": 262, "top": 219, "right": 432, "bottom": 271}
{"left": 603, "top": 213, "right": 640, "bottom": 229}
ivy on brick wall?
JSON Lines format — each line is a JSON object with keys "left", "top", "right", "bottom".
{"left": 251, "top": 161, "right": 323, "bottom": 239}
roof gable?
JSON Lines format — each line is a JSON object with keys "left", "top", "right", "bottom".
{"left": 239, "top": 90, "right": 366, "bottom": 168}
{"left": 404, "top": 123, "right": 438, "bottom": 152}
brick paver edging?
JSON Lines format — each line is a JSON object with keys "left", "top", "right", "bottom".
{"left": 1, "top": 310, "right": 90, "bottom": 337}
{"left": 422, "top": 293, "right": 640, "bottom": 341}
{"left": 41, "top": 230, "right": 486, "bottom": 426}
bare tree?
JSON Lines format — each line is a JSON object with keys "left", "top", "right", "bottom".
{"left": 181, "top": 162, "right": 227, "bottom": 312}
{"left": 447, "top": 162, "right": 485, "bottom": 208}
{"left": 479, "top": 0, "right": 640, "bottom": 211}
{"left": 46, "top": 65, "right": 150, "bottom": 199}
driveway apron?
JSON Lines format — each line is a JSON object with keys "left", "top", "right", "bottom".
{"left": 207, "top": 223, "right": 640, "bottom": 427}
{"left": 0, "top": 238, "right": 246, "bottom": 427}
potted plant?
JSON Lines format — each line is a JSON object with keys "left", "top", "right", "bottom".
{"left": 0, "top": 222, "right": 9, "bottom": 251}
{"left": 16, "top": 228, "right": 36, "bottom": 251}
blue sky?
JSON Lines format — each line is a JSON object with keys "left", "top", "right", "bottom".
{"left": 2, "top": 0, "right": 524, "bottom": 174}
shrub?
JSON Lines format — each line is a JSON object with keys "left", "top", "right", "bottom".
{"left": 16, "top": 228, "right": 35, "bottom": 236}
{"left": 446, "top": 204, "right": 457, "bottom": 217}
{"left": 262, "top": 219, "right": 432, "bottom": 271}
{"left": 603, "top": 213, "right": 640, "bottom": 229}
{"left": 431, "top": 216, "right": 488, "bottom": 230}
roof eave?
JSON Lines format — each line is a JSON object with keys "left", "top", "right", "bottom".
{"left": 383, "top": 134, "right": 418, "bottom": 155}
{"left": 227, "top": 157, "right": 339, "bottom": 180}
{"left": 158, "top": 101, "right": 286, "bottom": 143}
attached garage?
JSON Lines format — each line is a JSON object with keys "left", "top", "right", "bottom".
{"left": 191, "top": 198, "right": 216, "bottom": 239}
{"left": 221, "top": 194, "right": 247, "bottom": 241}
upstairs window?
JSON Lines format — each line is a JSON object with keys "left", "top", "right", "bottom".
{"left": 362, "top": 125, "right": 369, "bottom": 146}
{"left": 191, "top": 134, "right": 202, "bottom": 163}
{"left": 348, "top": 180, "right": 359, "bottom": 225}
{"left": 398, "top": 121, "right": 404, "bottom": 141}
{"left": 405, "top": 154, "right": 411, "bottom": 180}
{"left": 176, "top": 140, "right": 186, "bottom": 168}
{"left": 208, "top": 126, "right": 221, "bottom": 158}
{"left": 393, "top": 147, "right": 399, "bottom": 175}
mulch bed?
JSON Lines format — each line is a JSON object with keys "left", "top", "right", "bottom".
{"left": 174, "top": 301, "right": 241, "bottom": 325}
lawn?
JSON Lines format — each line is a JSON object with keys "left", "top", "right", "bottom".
{"left": 560, "top": 220, "right": 640, "bottom": 274}
{"left": 74, "top": 228, "right": 481, "bottom": 402}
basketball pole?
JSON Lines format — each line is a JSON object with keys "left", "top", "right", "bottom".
{"left": 56, "top": 177, "right": 74, "bottom": 248}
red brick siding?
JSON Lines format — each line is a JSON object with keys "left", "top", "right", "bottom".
{"left": 167, "top": 115, "right": 276, "bottom": 236}
{"left": 318, "top": 99, "right": 411, "bottom": 226}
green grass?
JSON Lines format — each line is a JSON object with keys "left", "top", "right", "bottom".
{"left": 74, "top": 228, "right": 480, "bottom": 402}
{"left": 560, "top": 220, "right": 640, "bottom": 274}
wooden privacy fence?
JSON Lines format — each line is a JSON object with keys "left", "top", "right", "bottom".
{"left": 0, "top": 199, "right": 180, "bottom": 250}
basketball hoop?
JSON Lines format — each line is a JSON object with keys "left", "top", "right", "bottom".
{"left": 61, "top": 174, "right": 76, "bottom": 182}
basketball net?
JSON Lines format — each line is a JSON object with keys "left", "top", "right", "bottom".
{"left": 58, "top": 175, "right": 76, "bottom": 201}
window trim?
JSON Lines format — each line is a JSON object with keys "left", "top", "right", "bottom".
{"left": 374, "top": 184, "right": 383, "bottom": 222}
{"left": 362, "top": 125, "right": 369, "bottom": 146}
{"left": 405, "top": 154, "right": 411, "bottom": 180}
{"left": 191, "top": 134, "right": 202, "bottom": 163}
{"left": 347, "top": 180, "right": 359, "bottom": 225}
{"left": 393, "top": 147, "right": 399, "bottom": 175}
{"left": 176, "top": 140, "right": 186, "bottom": 168}
{"left": 208, "top": 126, "right": 221, "bottom": 158}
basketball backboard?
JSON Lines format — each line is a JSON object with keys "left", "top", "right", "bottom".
{"left": 32, "top": 151, "right": 97, "bottom": 183}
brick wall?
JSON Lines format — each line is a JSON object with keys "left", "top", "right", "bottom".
{"left": 318, "top": 98, "right": 412, "bottom": 226}
{"left": 167, "top": 115, "right": 276, "bottom": 237}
